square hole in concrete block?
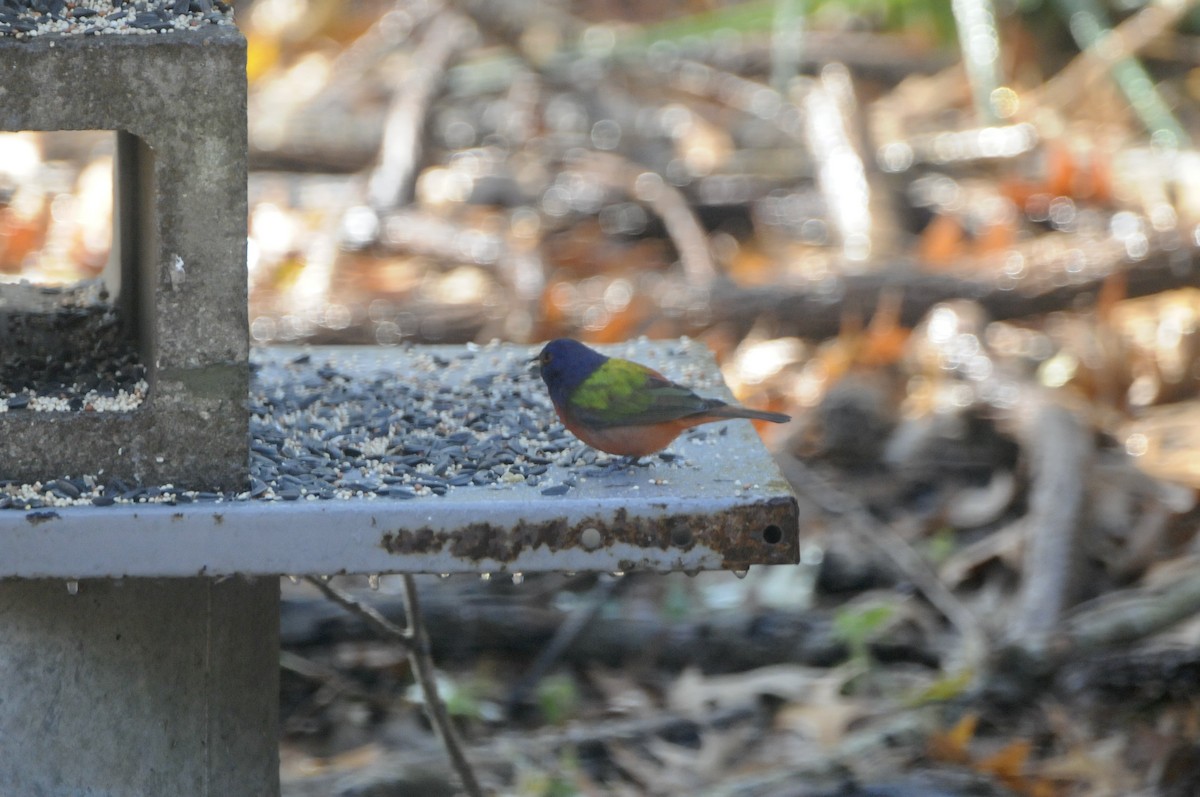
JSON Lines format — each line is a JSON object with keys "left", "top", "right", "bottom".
{"left": 0, "top": 25, "right": 248, "bottom": 490}
{"left": 0, "top": 130, "right": 153, "bottom": 413}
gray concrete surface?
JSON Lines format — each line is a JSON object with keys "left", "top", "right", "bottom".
{"left": 0, "top": 577, "right": 280, "bottom": 796}
{"left": 0, "top": 28, "right": 249, "bottom": 489}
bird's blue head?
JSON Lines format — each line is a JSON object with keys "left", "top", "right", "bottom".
{"left": 536, "top": 338, "right": 609, "bottom": 406}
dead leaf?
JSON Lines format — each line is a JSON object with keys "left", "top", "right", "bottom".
{"left": 668, "top": 664, "right": 831, "bottom": 717}
{"left": 772, "top": 665, "right": 871, "bottom": 748}
{"left": 927, "top": 712, "right": 977, "bottom": 763}
{"left": 978, "top": 738, "right": 1031, "bottom": 789}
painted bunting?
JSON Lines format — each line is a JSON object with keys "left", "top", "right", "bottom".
{"left": 536, "top": 338, "right": 790, "bottom": 458}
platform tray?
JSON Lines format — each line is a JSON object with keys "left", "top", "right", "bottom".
{"left": 0, "top": 341, "right": 800, "bottom": 578}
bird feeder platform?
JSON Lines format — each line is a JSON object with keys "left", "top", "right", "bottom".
{"left": 0, "top": 341, "right": 799, "bottom": 795}
{"left": 1, "top": 341, "right": 799, "bottom": 576}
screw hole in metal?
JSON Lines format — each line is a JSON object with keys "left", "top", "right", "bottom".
{"left": 761, "top": 525, "right": 783, "bottom": 545}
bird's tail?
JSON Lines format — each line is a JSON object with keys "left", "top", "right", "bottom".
{"left": 707, "top": 402, "right": 791, "bottom": 424}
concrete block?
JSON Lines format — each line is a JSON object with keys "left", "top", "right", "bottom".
{"left": 0, "top": 577, "right": 280, "bottom": 796}
{"left": 0, "top": 28, "right": 249, "bottom": 489}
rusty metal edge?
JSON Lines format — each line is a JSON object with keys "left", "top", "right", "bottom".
{"left": 0, "top": 491, "right": 799, "bottom": 578}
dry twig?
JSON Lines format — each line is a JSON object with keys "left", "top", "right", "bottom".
{"left": 305, "top": 575, "right": 413, "bottom": 655}
{"left": 304, "top": 576, "right": 484, "bottom": 797}
{"left": 504, "top": 574, "right": 624, "bottom": 716}
{"left": 1036, "top": 0, "right": 1198, "bottom": 112}
{"left": 369, "top": 11, "right": 476, "bottom": 211}
{"left": 572, "top": 150, "right": 720, "bottom": 289}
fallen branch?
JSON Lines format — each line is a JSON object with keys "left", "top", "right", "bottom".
{"left": 988, "top": 567, "right": 1200, "bottom": 702}
{"left": 1058, "top": 643, "right": 1200, "bottom": 704}
{"left": 1008, "top": 397, "right": 1092, "bottom": 644}
{"left": 282, "top": 583, "right": 937, "bottom": 671}
{"left": 368, "top": 11, "right": 477, "bottom": 211}
{"left": 1062, "top": 569, "right": 1200, "bottom": 656}
{"left": 708, "top": 240, "right": 1200, "bottom": 341}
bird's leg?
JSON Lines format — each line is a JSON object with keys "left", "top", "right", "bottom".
{"left": 596, "top": 455, "right": 644, "bottom": 476}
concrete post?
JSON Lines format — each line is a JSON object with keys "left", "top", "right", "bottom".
{"left": 0, "top": 28, "right": 250, "bottom": 490}
{"left": 0, "top": 577, "right": 280, "bottom": 796}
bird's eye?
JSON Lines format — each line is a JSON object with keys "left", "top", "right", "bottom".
{"left": 540, "top": 352, "right": 552, "bottom": 365}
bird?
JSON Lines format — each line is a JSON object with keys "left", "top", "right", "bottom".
{"left": 535, "top": 338, "right": 790, "bottom": 460}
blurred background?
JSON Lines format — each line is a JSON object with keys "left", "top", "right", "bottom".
{"left": 7, "top": 0, "right": 1200, "bottom": 793}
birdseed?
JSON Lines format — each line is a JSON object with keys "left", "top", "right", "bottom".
{"left": 0, "top": 0, "right": 234, "bottom": 39}
{"left": 0, "top": 283, "right": 146, "bottom": 414}
{"left": 0, "top": 339, "right": 724, "bottom": 511}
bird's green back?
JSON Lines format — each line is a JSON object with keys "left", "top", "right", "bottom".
{"left": 568, "top": 358, "right": 716, "bottom": 427}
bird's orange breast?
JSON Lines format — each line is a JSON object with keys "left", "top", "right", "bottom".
{"left": 554, "top": 404, "right": 718, "bottom": 457}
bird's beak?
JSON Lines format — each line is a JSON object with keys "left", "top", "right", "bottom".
{"left": 528, "top": 354, "right": 541, "bottom": 376}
